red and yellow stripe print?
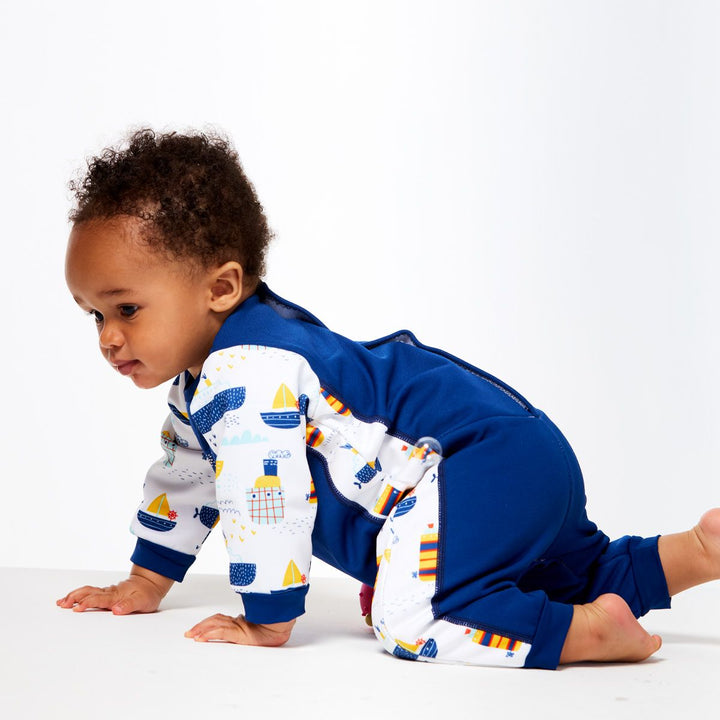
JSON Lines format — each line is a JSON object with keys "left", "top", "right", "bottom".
{"left": 419, "top": 533, "right": 438, "bottom": 582}
{"left": 466, "top": 628, "right": 523, "bottom": 652}
{"left": 320, "top": 388, "right": 351, "bottom": 416}
{"left": 305, "top": 423, "right": 324, "bottom": 448}
{"left": 373, "top": 485, "right": 402, "bottom": 516}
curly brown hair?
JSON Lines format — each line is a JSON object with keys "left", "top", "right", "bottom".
{"left": 69, "top": 128, "right": 272, "bottom": 278}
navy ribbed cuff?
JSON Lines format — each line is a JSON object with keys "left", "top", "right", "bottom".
{"left": 131, "top": 538, "right": 196, "bottom": 582}
{"left": 630, "top": 535, "right": 671, "bottom": 615}
{"left": 240, "top": 585, "right": 309, "bottom": 624}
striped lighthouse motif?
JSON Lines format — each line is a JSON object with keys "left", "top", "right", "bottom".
{"left": 467, "top": 628, "right": 524, "bottom": 653}
{"left": 305, "top": 423, "right": 324, "bottom": 448}
{"left": 307, "top": 477, "right": 317, "bottom": 504}
{"left": 418, "top": 532, "right": 438, "bottom": 582}
{"left": 373, "top": 484, "right": 403, "bottom": 516}
{"left": 320, "top": 388, "right": 351, "bottom": 416}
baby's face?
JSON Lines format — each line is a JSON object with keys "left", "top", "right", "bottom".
{"left": 65, "top": 216, "right": 221, "bottom": 388}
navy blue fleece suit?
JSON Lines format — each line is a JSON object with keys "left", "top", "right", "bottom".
{"left": 130, "top": 283, "right": 671, "bottom": 668}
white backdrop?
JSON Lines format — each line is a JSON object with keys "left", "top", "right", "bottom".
{"left": 1, "top": 0, "right": 719, "bottom": 579}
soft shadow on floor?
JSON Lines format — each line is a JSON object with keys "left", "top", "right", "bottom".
{"left": 160, "top": 573, "right": 230, "bottom": 610}
{"left": 160, "top": 571, "right": 373, "bottom": 644}
{"left": 658, "top": 632, "right": 720, "bottom": 646}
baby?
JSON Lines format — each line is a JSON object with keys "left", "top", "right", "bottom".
{"left": 58, "top": 129, "right": 720, "bottom": 668}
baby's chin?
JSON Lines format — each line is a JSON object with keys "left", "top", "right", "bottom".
{"left": 129, "top": 369, "right": 176, "bottom": 389}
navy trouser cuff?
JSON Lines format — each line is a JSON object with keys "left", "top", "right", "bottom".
{"left": 524, "top": 597, "right": 574, "bottom": 669}
{"left": 630, "top": 535, "right": 671, "bottom": 615}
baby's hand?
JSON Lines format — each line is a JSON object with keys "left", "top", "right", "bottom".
{"left": 56, "top": 566, "right": 174, "bottom": 615}
{"left": 184, "top": 614, "right": 295, "bottom": 647}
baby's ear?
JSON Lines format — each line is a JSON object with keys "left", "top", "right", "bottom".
{"left": 209, "top": 262, "right": 244, "bottom": 311}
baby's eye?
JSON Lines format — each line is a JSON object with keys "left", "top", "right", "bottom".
{"left": 119, "top": 305, "right": 139, "bottom": 318}
{"left": 87, "top": 309, "right": 104, "bottom": 325}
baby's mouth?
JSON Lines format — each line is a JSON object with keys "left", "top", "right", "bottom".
{"left": 113, "top": 360, "right": 139, "bottom": 376}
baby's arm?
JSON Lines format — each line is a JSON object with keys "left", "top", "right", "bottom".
{"left": 182, "top": 348, "right": 318, "bottom": 649}
{"left": 56, "top": 564, "right": 174, "bottom": 615}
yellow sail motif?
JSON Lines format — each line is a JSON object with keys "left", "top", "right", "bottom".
{"left": 395, "top": 639, "right": 421, "bottom": 653}
{"left": 282, "top": 560, "right": 303, "bottom": 587}
{"left": 137, "top": 493, "right": 177, "bottom": 532}
{"left": 261, "top": 384, "right": 302, "bottom": 429}
{"left": 273, "top": 383, "right": 296, "bottom": 409}
{"left": 147, "top": 493, "right": 171, "bottom": 517}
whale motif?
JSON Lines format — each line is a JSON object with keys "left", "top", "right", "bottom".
{"left": 229, "top": 562, "right": 257, "bottom": 587}
{"left": 192, "top": 387, "right": 247, "bottom": 434}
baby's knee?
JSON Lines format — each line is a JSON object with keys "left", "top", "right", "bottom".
{"left": 371, "top": 587, "right": 532, "bottom": 668}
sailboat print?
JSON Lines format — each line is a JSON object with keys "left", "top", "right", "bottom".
{"left": 281, "top": 559, "right": 305, "bottom": 588}
{"left": 392, "top": 637, "right": 439, "bottom": 661}
{"left": 137, "top": 493, "right": 177, "bottom": 532}
{"left": 260, "top": 384, "right": 301, "bottom": 429}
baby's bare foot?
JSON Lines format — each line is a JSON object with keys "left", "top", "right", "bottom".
{"left": 560, "top": 594, "right": 661, "bottom": 665}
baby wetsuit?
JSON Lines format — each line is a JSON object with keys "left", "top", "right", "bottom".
{"left": 130, "top": 283, "right": 671, "bottom": 669}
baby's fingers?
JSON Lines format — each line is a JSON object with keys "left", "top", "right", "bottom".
{"left": 185, "top": 614, "right": 243, "bottom": 643}
{"left": 57, "top": 585, "right": 104, "bottom": 609}
{"left": 57, "top": 585, "right": 119, "bottom": 612}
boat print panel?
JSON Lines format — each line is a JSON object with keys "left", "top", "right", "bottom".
{"left": 260, "top": 384, "right": 302, "bottom": 429}
{"left": 137, "top": 493, "right": 177, "bottom": 532}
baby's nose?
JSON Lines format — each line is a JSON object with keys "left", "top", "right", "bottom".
{"left": 98, "top": 323, "right": 123, "bottom": 349}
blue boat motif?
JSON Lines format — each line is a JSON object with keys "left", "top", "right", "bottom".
{"left": 137, "top": 493, "right": 177, "bottom": 532}
{"left": 392, "top": 637, "right": 439, "bottom": 661}
{"left": 260, "top": 384, "right": 301, "bottom": 429}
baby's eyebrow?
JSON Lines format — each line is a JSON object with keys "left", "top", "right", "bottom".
{"left": 100, "top": 288, "right": 133, "bottom": 296}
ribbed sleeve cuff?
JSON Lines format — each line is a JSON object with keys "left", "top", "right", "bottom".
{"left": 240, "top": 585, "right": 309, "bottom": 624}
{"left": 524, "top": 597, "right": 574, "bottom": 669}
{"left": 131, "top": 538, "right": 196, "bottom": 582}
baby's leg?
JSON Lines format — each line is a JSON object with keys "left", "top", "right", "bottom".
{"left": 373, "top": 415, "right": 587, "bottom": 669}
{"left": 372, "top": 459, "right": 571, "bottom": 669}
{"left": 559, "top": 508, "right": 720, "bottom": 664}
{"left": 658, "top": 508, "right": 720, "bottom": 595}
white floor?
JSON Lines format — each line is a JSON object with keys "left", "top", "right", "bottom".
{"left": 2, "top": 567, "right": 718, "bottom": 719}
